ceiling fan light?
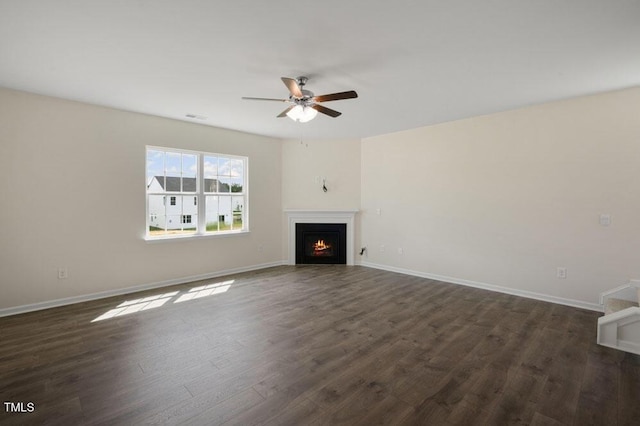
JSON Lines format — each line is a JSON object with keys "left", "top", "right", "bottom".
{"left": 298, "top": 106, "right": 318, "bottom": 123}
{"left": 286, "top": 105, "right": 304, "bottom": 121}
{"left": 286, "top": 105, "right": 317, "bottom": 123}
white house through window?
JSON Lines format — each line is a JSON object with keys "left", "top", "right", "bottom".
{"left": 146, "top": 147, "right": 248, "bottom": 238}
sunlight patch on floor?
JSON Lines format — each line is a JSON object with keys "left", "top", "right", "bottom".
{"left": 91, "top": 280, "right": 234, "bottom": 322}
{"left": 174, "top": 280, "right": 234, "bottom": 303}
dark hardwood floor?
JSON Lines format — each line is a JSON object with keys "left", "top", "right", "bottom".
{"left": 1, "top": 265, "right": 639, "bottom": 425}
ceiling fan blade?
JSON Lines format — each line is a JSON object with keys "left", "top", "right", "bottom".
{"left": 312, "top": 90, "right": 358, "bottom": 103}
{"left": 277, "top": 106, "right": 295, "bottom": 118}
{"left": 281, "top": 77, "right": 303, "bottom": 98}
{"left": 242, "top": 97, "right": 288, "bottom": 102}
{"left": 312, "top": 104, "right": 342, "bottom": 118}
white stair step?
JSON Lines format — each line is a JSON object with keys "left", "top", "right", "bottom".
{"left": 605, "top": 298, "right": 639, "bottom": 315}
{"left": 597, "top": 281, "right": 640, "bottom": 355}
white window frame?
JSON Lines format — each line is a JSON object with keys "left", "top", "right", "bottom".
{"left": 145, "top": 146, "right": 249, "bottom": 240}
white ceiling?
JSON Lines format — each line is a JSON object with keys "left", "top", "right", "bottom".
{"left": 1, "top": 1, "right": 639, "bottom": 140}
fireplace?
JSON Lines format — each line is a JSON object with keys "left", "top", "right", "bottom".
{"left": 296, "top": 223, "right": 346, "bottom": 264}
{"left": 285, "top": 209, "right": 358, "bottom": 265}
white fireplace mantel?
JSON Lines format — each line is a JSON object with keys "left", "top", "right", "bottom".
{"left": 284, "top": 209, "right": 358, "bottom": 265}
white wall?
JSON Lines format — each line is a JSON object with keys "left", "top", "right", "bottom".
{"left": 281, "top": 138, "right": 361, "bottom": 260}
{"left": 0, "top": 88, "right": 282, "bottom": 311}
{"left": 360, "top": 87, "right": 640, "bottom": 306}
{"left": 281, "top": 138, "right": 361, "bottom": 210}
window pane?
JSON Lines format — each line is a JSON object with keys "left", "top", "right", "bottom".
{"left": 218, "top": 178, "right": 231, "bottom": 193}
{"left": 230, "top": 177, "right": 243, "bottom": 193}
{"left": 147, "top": 150, "right": 164, "bottom": 187}
{"left": 182, "top": 176, "right": 197, "bottom": 192}
{"left": 230, "top": 159, "right": 243, "bottom": 178}
{"left": 149, "top": 221, "right": 167, "bottom": 237}
{"left": 148, "top": 196, "right": 166, "bottom": 235}
{"left": 218, "top": 157, "right": 231, "bottom": 177}
{"left": 203, "top": 177, "right": 217, "bottom": 193}
{"left": 181, "top": 154, "right": 197, "bottom": 192}
{"left": 205, "top": 196, "right": 219, "bottom": 232}
{"left": 147, "top": 175, "right": 165, "bottom": 193}
{"left": 181, "top": 214, "right": 197, "bottom": 229}
{"left": 182, "top": 154, "right": 197, "bottom": 177}
{"left": 181, "top": 195, "right": 197, "bottom": 217}
{"left": 232, "top": 196, "right": 244, "bottom": 230}
{"left": 148, "top": 195, "right": 166, "bottom": 235}
{"left": 204, "top": 155, "right": 218, "bottom": 178}
{"left": 218, "top": 196, "right": 232, "bottom": 231}
{"left": 166, "top": 215, "right": 179, "bottom": 229}
{"left": 165, "top": 152, "right": 181, "bottom": 177}
{"left": 166, "top": 215, "right": 196, "bottom": 235}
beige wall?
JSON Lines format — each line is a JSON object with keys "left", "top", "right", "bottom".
{"left": 2, "top": 86, "right": 638, "bottom": 312}
{"left": 360, "top": 87, "right": 640, "bottom": 306}
{"left": 0, "top": 88, "right": 282, "bottom": 311}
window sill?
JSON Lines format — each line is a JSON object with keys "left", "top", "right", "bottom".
{"left": 144, "top": 230, "right": 250, "bottom": 243}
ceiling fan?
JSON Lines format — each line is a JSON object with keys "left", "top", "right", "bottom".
{"left": 242, "top": 76, "right": 358, "bottom": 122}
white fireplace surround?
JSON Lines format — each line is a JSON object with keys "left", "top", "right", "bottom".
{"left": 285, "top": 209, "right": 358, "bottom": 265}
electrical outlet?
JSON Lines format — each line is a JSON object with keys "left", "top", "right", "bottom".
{"left": 398, "top": 248, "right": 404, "bottom": 255}
{"left": 556, "top": 267, "right": 567, "bottom": 279}
{"left": 58, "top": 267, "right": 68, "bottom": 279}
{"left": 379, "top": 245, "right": 385, "bottom": 252}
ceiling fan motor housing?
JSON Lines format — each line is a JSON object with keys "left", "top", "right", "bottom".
{"left": 295, "top": 89, "right": 314, "bottom": 105}
{"left": 294, "top": 77, "right": 314, "bottom": 104}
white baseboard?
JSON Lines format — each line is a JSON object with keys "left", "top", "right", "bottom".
{"left": 358, "top": 260, "right": 602, "bottom": 312}
{"left": 0, "top": 261, "right": 286, "bottom": 318}
{"left": 1, "top": 260, "right": 602, "bottom": 318}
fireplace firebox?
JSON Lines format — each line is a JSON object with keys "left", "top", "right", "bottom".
{"left": 295, "top": 223, "right": 347, "bottom": 264}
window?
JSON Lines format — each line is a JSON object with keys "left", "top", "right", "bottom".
{"left": 146, "top": 147, "right": 248, "bottom": 238}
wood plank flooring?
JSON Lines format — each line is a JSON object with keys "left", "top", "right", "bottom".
{"left": 1, "top": 265, "right": 639, "bottom": 425}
